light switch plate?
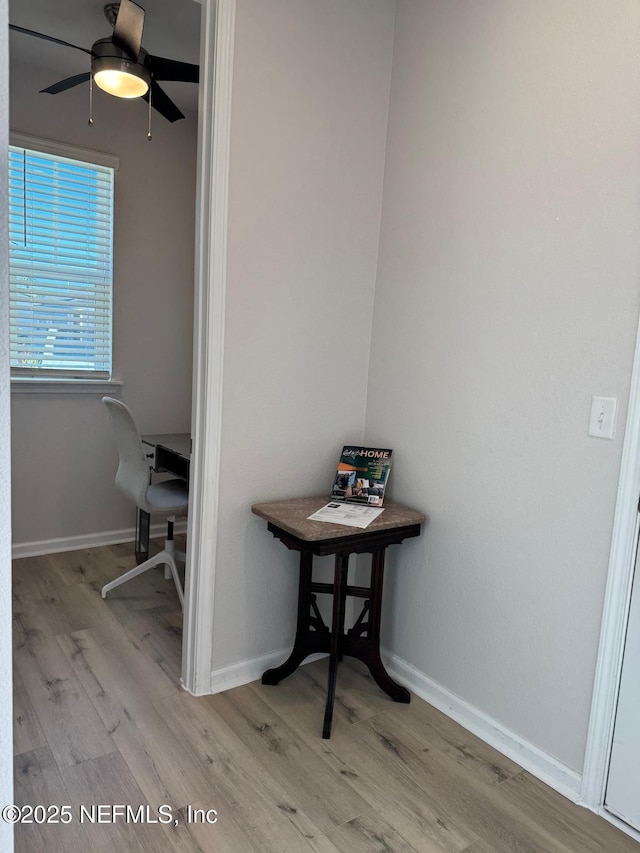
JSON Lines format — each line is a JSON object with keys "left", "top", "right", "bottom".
{"left": 588, "top": 396, "right": 617, "bottom": 439}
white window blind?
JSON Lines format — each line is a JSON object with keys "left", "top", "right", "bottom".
{"left": 8, "top": 145, "right": 114, "bottom": 378}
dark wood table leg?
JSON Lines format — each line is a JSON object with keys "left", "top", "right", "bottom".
{"left": 363, "top": 548, "right": 410, "bottom": 703}
{"left": 338, "top": 550, "right": 348, "bottom": 663}
{"left": 135, "top": 508, "right": 150, "bottom": 565}
{"left": 323, "top": 553, "right": 349, "bottom": 738}
{"left": 263, "top": 551, "right": 318, "bottom": 685}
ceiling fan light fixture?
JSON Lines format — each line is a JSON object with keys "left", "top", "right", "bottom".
{"left": 91, "top": 39, "right": 150, "bottom": 99}
{"left": 94, "top": 66, "right": 149, "bottom": 98}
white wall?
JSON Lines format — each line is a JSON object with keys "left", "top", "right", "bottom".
{"left": 211, "top": 0, "right": 396, "bottom": 667}
{"left": 367, "top": 0, "right": 640, "bottom": 773}
{"left": 0, "top": 0, "right": 14, "bottom": 844}
{"left": 9, "top": 60, "right": 197, "bottom": 548}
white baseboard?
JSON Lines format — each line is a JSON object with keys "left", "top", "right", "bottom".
{"left": 12, "top": 520, "right": 188, "bottom": 560}
{"left": 383, "top": 649, "right": 582, "bottom": 803}
{"left": 202, "top": 651, "right": 328, "bottom": 697}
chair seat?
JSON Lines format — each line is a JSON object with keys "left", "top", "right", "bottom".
{"left": 145, "top": 478, "right": 189, "bottom": 515}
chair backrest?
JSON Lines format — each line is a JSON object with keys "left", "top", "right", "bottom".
{"left": 102, "top": 397, "right": 150, "bottom": 510}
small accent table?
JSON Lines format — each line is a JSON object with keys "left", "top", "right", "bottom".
{"left": 251, "top": 496, "right": 426, "bottom": 738}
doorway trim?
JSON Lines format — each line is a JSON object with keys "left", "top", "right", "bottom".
{"left": 181, "top": 0, "right": 236, "bottom": 695}
{"left": 581, "top": 311, "right": 640, "bottom": 826}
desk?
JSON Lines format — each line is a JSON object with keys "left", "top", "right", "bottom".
{"left": 252, "top": 496, "right": 426, "bottom": 738}
{"left": 136, "top": 433, "right": 191, "bottom": 563}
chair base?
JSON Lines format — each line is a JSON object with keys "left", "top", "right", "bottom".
{"left": 101, "top": 537, "right": 184, "bottom": 607}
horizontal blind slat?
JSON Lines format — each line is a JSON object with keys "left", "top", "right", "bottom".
{"left": 11, "top": 278, "right": 112, "bottom": 290}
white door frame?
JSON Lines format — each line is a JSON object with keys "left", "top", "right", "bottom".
{"left": 581, "top": 311, "right": 640, "bottom": 837}
{"left": 181, "top": 0, "right": 236, "bottom": 695}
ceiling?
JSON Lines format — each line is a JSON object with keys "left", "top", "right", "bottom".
{"left": 9, "top": 0, "right": 202, "bottom": 112}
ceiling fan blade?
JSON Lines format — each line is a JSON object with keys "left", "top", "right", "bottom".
{"left": 112, "top": 0, "right": 145, "bottom": 60}
{"left": 40, "top": 72, "right": 92, "bottom": 95}
{"left": 142, "top": 81, "right": 185, "bottom": 123}
{"left": 9, "top": 24, "right": 94, "bottom": 56}
{"left": 148, "top": 55, "right": 199, "bottom": 84}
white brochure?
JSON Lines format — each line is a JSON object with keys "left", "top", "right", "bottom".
{"left": 307, "top": 502, "right": 385, "bottom": 529}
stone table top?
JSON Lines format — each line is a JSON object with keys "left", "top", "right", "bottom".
{"left": 251, "top": 495, "right": 426, "bottom": 542}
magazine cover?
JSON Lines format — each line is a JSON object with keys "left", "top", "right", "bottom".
{"left": 330, "top": 446, "right": 393, "bottom": 507}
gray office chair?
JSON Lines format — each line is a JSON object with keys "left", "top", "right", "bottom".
{"left": 100, "top": 396, "right": 188, "bottom": 607}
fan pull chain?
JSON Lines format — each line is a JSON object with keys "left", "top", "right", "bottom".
{"left": 88, "top": 73, "right": 94, "bottom": 127}
{"left": 147, "top": 87, "right": 152, "bottom": 141}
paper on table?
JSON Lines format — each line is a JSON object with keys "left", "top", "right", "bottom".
{"left": 307, "top": 502, "right": 384, "bottom": 529}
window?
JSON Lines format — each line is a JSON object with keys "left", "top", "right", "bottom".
{"left": 8, "top": 141, "right": 115, "bottom": 379}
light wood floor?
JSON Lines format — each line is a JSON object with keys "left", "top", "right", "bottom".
{"left": 12, "top": 543, "right": 639, "bottom": 853}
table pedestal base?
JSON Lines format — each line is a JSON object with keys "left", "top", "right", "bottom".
{"left": 262, "top": 547, "right": 410, "bottom": 738}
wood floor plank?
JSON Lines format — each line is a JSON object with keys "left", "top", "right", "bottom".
{"left": 13, "top": 554, "right": 133, "bottom": 646}
{"left": 377, "top": 711, "right": 627, "bottom": 853}
{"left": 385, "top": 691, "right": 523, "bottom": 788}
{"left": 14, "top": 746, "right": 88, "bottom": 853}
{"left": 56, "top": 631, "right": 212, "bottom": 809}
{"left": 13, "top": 584, "right": 88, "bottom": 644}
{"left": 104, "top": 599, "right": 184, "bottom": 684}
{"left": 182, "top": 793, "right": 339, "bottom": 853}
{"left": 13, "top": 669, "right": 47, "bottom": 756}
{"left": 327, "top": 809, "right": 422, "bottom": 853}
{"left": 14, "top": 630, "right": 115, "bottom": 770}
{"left": 157, "top": 689, "right": 343, "bottom": 853}
{"left": 254, "top": 667, "right": 475, "bottom": 853}
{"left": 330, "top": 712, "right": 551, "bottom": 853}
{"left": 68, "top": 627, "right": 181, "bottom": 704}
{"left": 179, "top": 798, "right": 266, "bottom": 853}
{"left": 61, "top": 579, "right": 138, "bottom": 635}
{"left": 494, "top": 771, "right": 640, "bottom": 853}
{"left": 301, "top": 656, "right": 397, "bottom": 722}
{"left": 459, "top": 841, "right": 507, "bottom": 853}
{"left": 251, "top": 664, "right": 362, "bottom": 745}
{"left": 12, "top": 555, "right": 64, "bottom": 599}
{"left": 47, "top": 546, "right": 120, "bottom": 589}
{"left": 320, "top": 714, "right": 476, "bottom": 852}
{"left": 61, "top": 750, "right": 201, "bottom": 853}
{"left": 205, "top": 684, "right": 371, "bottom": 836}
{"left": 256, "top": 653, "right": 412, "bottom": 730}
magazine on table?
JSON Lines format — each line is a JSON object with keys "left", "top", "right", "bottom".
{"left": 329, "top": 445, "right": 392, "bottom": 507}
{"left": 308, "top": 445, "right": 393, "bottom": 529}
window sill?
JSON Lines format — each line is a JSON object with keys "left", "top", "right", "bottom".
{"left": 11, "top": 377, "right": 123, "bottom": 395}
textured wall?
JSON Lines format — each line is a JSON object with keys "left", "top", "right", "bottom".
{"left": 211, "top": 0, "right": 396, "bottom": 666}
{"left": 366, "top": 0, "right": 640, "bottom": 772}
{"left": 9, "top": 60, "right": 197, "bottom": 548}
{"left": 0, "top": 0, "right": 15, "bottom": 842}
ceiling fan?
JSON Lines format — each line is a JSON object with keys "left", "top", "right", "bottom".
{"left": 9, "top": 0, "right": 199, "bottom": 128}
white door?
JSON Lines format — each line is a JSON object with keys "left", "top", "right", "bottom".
{"left": 605, "top": 539, "right": 640, "bottom": 829}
